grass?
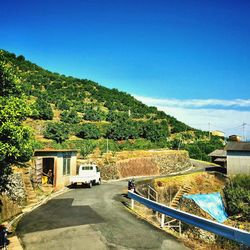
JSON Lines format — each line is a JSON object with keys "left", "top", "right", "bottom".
{"left": 154, "top": 172, "right": 225, "bottom": 194}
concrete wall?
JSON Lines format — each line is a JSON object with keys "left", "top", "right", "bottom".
{"left": 227, "top": 151, "right": 250, "bottom": 175}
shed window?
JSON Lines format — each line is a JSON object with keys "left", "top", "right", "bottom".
{"left": 63, "top": 157, "right": 71, "bottom": 175}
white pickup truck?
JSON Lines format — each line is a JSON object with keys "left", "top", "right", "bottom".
{"left": 70, "top": 164, "right": 101, "bottom": 188}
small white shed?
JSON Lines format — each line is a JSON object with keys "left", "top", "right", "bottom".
{"left": 34, "top": 149, "right": 78, "bottom": 190}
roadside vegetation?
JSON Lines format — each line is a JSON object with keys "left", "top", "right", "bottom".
{"left": 224, "top": 174, "right": 250, "bottom": 222}
{"left": 0, "top": 57, "right": 34, "bottom": 189}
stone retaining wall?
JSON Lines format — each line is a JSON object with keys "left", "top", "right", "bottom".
{"left": 85, "top": 150, "right": 192, "bottom": 180}
{"left": 0, "top": 172, "right": 26, "bottom": 222}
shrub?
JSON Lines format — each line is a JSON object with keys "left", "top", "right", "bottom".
{"left": 224, "top": 174, "right": 250, "bottom": 221}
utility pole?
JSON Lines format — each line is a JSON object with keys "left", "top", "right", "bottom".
{"left": 208, "top": 122, "right": 211, "bottom": 140}
{"left": 106, "top": 138, "right": 109, "bottom": 153}
{"left": 242, "top": 122, "right": 247, "bottom": 142}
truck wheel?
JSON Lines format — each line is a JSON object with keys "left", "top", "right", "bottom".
{"left": 97, "top": 178, "right": 101, "bottom": 185}
{"left": 88, "top": 182, "right": 92, "bottom": 188}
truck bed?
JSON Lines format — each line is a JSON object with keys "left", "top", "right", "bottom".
{"left": 70, "top": 175, "right": 94, "bottom": 183}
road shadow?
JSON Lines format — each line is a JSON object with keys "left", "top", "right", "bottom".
{"left": 16, "top": 199, "right": 105, "bottom": 234}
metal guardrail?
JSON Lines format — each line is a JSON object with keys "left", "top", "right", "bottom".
{"left": 128, "top": 191, "right": 250, "bottom": 247}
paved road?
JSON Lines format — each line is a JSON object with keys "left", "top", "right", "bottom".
{"left": 16, "top": 181, "right": 189, "bottom": 250}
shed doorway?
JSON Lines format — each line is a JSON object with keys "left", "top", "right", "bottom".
{"left": 43, "top": 158, "right": 54, "bottom": 185}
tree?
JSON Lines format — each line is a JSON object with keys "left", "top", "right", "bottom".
{"left": 44, "top": 122, "right": 69, "bottom": 143}
{"left": 106, "top": 121, "right": 130, "bottom": 140}
{"left": 80, "top": 140, "right": 96, "bottom": 158}
{"left": 0, "top": 60, "right": 33, "bottom": 169}
{"left": 31, "top": 99, "right": 53, "bottom": 120}
{"left": 106, "top": 111, "right": 129, "bottom": 122}
{"left": 60, "top": 109, "right": 80, "bottom": 124}
{"left": 0, "top": 121, "right": 33, "bottom": 163}
{"left": 142, "top": 121, "right": 169, "bottom": 142}
{"left": 106, "top": 120, "right": 141, "bottom": 140}
{"left": 0, "top": 60, "right": 21, "bottom": 96}
{"left": 83, "top": 108, "right": 106, "bottom": 121}
{"left": 17, "top": 55, "right": 25, "bottom": 61}
{"left": 77, "top": 124, "right": 101, "bottom": 139}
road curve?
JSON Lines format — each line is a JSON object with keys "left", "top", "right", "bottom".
{"left": 16, "top": 181, "right": 189, "bottom": 250}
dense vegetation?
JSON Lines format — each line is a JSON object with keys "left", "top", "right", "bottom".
{"left": 224, "top": 175, "right": 250, "bottom": 221}
{"left": 0, "top": 55, "right": 34, "bottom": 189}
{"left": 0, "top": 49, "right": 224, "bottom": 159}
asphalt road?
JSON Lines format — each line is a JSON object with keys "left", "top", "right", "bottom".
{"left": 16, "top": 181, "right": 189, "bottom": 250}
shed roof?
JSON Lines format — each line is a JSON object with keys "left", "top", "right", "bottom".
{"left": 208, "top": 149, "right": 227, "bottom": 157}
{"left": 226, "top": 142, "right": 250, "bottom": 152}
{"left": 35, "top": 149, "right": 78, "bottom": 153}
{"left": 34, "top": 149, "right": 78, "bottom": 157}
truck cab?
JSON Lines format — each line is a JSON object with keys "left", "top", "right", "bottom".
{"left": 70, "top": 164, "right": 101, "bottom": 188}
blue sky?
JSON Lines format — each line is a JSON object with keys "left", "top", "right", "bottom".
{"left": 1, "top": 0, "right": 250, "bottom": 138}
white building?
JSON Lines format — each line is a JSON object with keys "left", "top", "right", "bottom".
{"left": 226, "top": 142, "right": 250, "bottom": 175}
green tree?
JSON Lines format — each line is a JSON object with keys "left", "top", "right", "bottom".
{"left": 83, "top": 108, "right": 106, "bottom": 121}
{"left": 77, "top": 124, "right": 101, "bottom": 139}
{"left": 31, "top": 99, "right": 53, "bottom": 120}
{"left": 142, "top": 121, "right": 169, "bottom": 142}
{"left": 80, "top": 140, "right": 96, "bottom": 158}
{"left": 106, "top": 121, "right": 131, "bottom": 140}
{"left": 0, "top": 60, "right": 33, "bottom": 170}
{"left": 60, "top": 109, "right": 80, "bottom": 124}
{"left": 106, "top": 111, "right": 129, "bottom": 122}
{"left": 44, "top": 122, "right": 69, "bottom": 143}
{"left": 0, "top": 61, "right": 21, "bottom": 96}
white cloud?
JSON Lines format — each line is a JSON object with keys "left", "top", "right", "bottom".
{"left": 134, "top": 95, "right": 250, "bottom": 139}
{"left": 134, "top": 95, "right": 250, "bottom": 108}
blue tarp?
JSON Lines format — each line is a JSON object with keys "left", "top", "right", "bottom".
{"left": 183, "top": 192, "right": 228, "bottom": 223}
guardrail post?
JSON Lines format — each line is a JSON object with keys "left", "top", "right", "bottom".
{"left": 179, "top": 221, "right": 182, "bottom": 236}
{"left": 161, "top": 214, "right": 165, "bottom": 228}
{"left": 156, "top": 192, "right": 159, "bottom": 217}
{"left": 131, "top": 198, "right": 134, "bottom": 209}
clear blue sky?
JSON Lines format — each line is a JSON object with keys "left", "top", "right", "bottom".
{"left": 1, "top": 0, "right": 250, "bottom": 137}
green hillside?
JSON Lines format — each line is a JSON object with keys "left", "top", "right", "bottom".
{"left": 0, "top": 49, "right": 224, "bottom": 160}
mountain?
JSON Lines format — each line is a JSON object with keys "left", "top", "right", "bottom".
{"left": 0, "top": 49, "right": 188, "bottom": 129}
{"left": 0, "top": 49, "right": 223, "bottom": 160}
